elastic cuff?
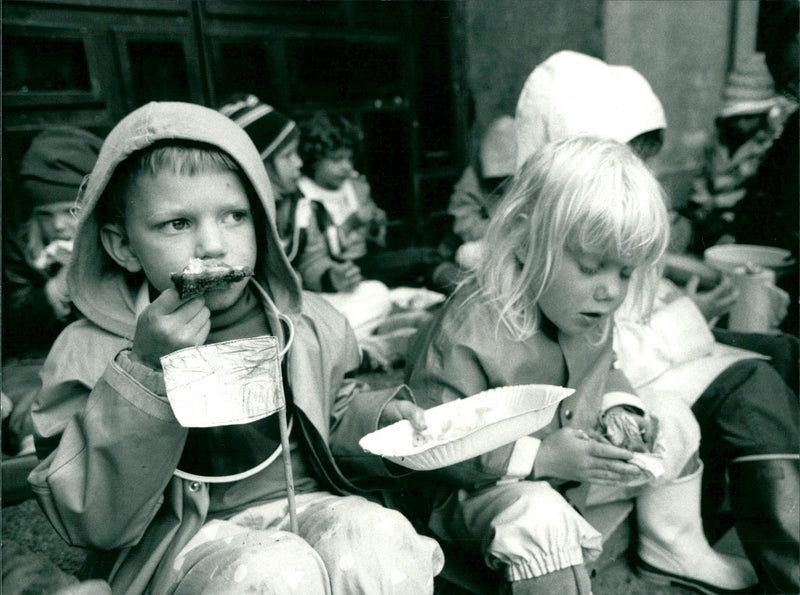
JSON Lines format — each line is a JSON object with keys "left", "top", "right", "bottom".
{"left": 114, "top": 349, "right": 167, "bottom": 395}
{"left": 503, "top": 544, "right": 586, "bottom": 580}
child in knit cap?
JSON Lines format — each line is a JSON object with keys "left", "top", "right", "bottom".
{"left": 2, "top": 126, "right": 103, "bottom": 459}
{"left": 3, "top": 127, "right": 103, "bottom": 360}
{"left": 686, "top": 53, "right": 783, "bottom": 249}
{"left": 219, "top": 95, "right": 435, "bottom": 369}
{"left": 218, "top": 95, "right": 393, "bottom": 344}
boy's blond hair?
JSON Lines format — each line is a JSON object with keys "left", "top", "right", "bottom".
{"left": 97, "top": 141, "right": 243, "bottom": 229}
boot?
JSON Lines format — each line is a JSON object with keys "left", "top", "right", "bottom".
{"left": 635, "top": 459, "right": 759, "bottom": 594}
{"left": 729, "top": 457, "right": 800, "bottom": 594}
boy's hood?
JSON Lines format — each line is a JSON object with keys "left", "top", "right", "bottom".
{"left": 515, "top": 50, "right": 666, "bottom": 167}
{"left": 69, "top": 101, "right": 301, "bottom": 340}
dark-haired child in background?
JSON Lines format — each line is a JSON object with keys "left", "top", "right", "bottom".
{"left": 297, "top": 111, "right": 459, "bottom": 293}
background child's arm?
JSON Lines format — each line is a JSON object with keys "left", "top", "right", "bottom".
{"left": 350, "top": 175, "right": 387, "bottom": 248}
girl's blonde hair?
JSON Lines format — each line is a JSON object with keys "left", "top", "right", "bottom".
{"left": 470, "top": 136, "right": 669, "bottom": 340}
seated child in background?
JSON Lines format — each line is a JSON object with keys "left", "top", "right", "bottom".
{"left": 28, "top": 101, "right": 444, "bottom": 594}
{"left": 218, "top": 94, "right": 438, "bottom": 369}
{"left": 298, "top": 111, "right": 457, "bottom": 292}
{"left": 405, "top": 137, "right": 756, "bottom": 594}
{"left": 515, "top": 50, "right": 799, "bottom": 592}
{"left": 217, "top": 97, "right": 390, "bottom": 340}
{"left": 2, "top": 127, "right": 103, "bottom": 456}
{"left": 448, "top": 115, "right": 516, "bottom": 270}
{"left": 685, "top": 53, "right": 785, "bottom": 251}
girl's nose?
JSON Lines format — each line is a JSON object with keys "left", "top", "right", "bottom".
{"left": 594, "top": 273, "right": 623, "bottom": 302}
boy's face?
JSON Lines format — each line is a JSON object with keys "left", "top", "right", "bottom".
{"left": 33, "top": 202, "right": 77, "bottom": 244}
{"left": 120, "top": 170, "right": 257, "bottom": 312}
{"left": 269, "top": 137, "right": 303, "bottom": 194}
{"left": 313, "top": 148, "right": 354, "bottom": 190}
{"left": 538, "top": 248, "right": 634, "bottom": 337}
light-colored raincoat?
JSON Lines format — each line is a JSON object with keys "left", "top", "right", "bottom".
{"left": 28, "top": 102, "right": 418, "bottom": 593}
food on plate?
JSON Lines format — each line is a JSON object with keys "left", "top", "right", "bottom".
{"left": 411, "top": 406, "right": 494, "bottom": 448}
{"left": 597, "top": 407, "right": 658, "bottom": 453}
{"left": 170, "top": 258, "right": 253, "bottom": 299}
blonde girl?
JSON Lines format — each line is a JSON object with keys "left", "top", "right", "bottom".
{"left": 406, "top": 136, "right": 756, "bottom": 594}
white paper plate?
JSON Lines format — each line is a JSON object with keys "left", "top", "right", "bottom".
{"left": 359, "top": 384, "right": 574, "bottom": 471}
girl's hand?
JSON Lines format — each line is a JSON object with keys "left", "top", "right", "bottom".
{"left": 533, "top": 428, "right": 645, "bottom": 485}
{"left": 130, "top": 288, "right": 211, "bottom": 369}
{"left": 379, "top": 399, "right": 427, "bottom": 431}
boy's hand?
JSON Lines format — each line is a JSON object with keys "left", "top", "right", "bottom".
{"left": 130, "top": 288, "right": 211, "bottom": 369}
{"left": 379, "top": 399, "right": 427, "bottom": 432}
{"left": 329, "top": 261, "right": 363, "bottom": 292}
{"left": 533, "top": 428, "right": 644, "bottom": 485}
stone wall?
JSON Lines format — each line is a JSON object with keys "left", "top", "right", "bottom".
{"left": 462, "top": 0, "right": 738, "bottom": 207}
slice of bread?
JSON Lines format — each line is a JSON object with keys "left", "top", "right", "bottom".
{"left": 170, "top": 258, "right": 253, "bottom": 299}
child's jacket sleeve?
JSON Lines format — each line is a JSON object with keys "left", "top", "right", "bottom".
{"left": 448, "top": 167, "right": 491, "bottom": 243}
{"left": 29, "top": 323, "right": 189, "bottom": 550}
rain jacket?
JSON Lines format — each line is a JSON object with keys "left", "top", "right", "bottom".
{"left": 405, "top": 282, "right": 639, "bottom": 492}
{"left": 28, "top": 102, "right": 406, "bottom": 593}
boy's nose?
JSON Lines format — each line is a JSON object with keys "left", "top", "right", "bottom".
{"left": 52, "top": 212, "right": 72, "bottom": 230}
{"left": 292, "top": 154, "right": 303, "bottom": 169}
{"left": 195, "top": 223, "right": 225, "bottom": 257}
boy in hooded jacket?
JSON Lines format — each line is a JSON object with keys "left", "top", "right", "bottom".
{"left": 27, "top": 101, "right": 444, "bottom": 594}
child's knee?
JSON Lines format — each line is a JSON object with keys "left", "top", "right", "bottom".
{"left": 174, "top": 529, "right": 329, "bottom": 595}
{"left": 299, "top": 496, "right": 444, "bottom": 592}
{"left": 300, "top": 495, "right": 415, "bottom": 546}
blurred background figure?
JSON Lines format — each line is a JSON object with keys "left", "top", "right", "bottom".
{"left": 219, "top": 95, "right": 441, "bottom": 370}
{"left": 448, "top": 115, "right": 516, "bottom": 271}
{"left": 685, "top": 53, "right": 784, "bottom": 251}
{"left": 2, "top": 127, "right": 102, "bottom": 463}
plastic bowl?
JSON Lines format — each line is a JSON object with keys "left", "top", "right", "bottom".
{"left": 359, "top": 384, "right": 573, "bottom": 471}
{"left": 704, "top": 244, "right": 794, "bottom": 275}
